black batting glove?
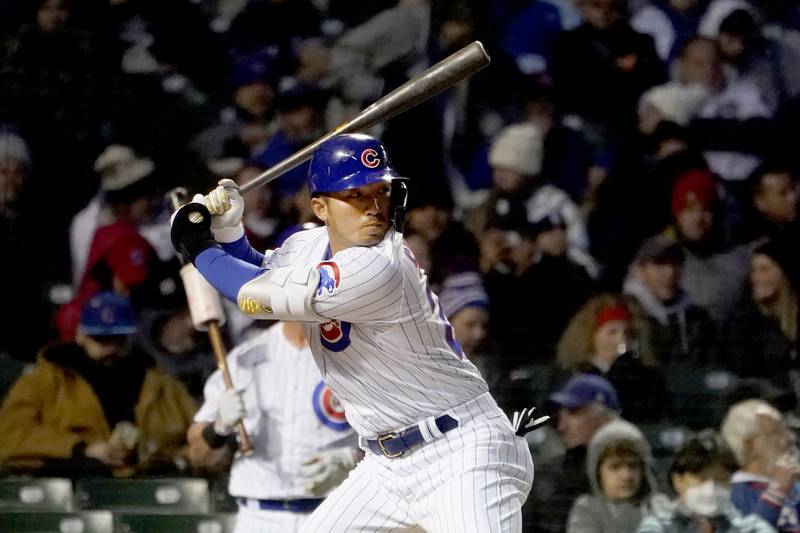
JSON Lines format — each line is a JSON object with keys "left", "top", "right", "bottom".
{"left": 511, "top": 407, "right": 551, "bottom": 437}
{"left": 170, "top": 202, "right": 220, "bottom": 264}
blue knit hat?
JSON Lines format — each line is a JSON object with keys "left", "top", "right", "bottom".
{"left": 79, "top": 292, "right": 137, "bottom": 336}
{"left": 438, "top": 271, "right": 489, "bottom": 319}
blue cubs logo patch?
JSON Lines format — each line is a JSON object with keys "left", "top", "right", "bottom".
{"left": 316, "top": 261, "right": 340, "bottom": 296}
{"left": 312, "top": 381, "right": 349, "bottom": 431}
{"left": 320, "top": 319, "right": 351, "bottom": 351}
{"left": 360, "top": 148, "right": 380, "bottom": 168}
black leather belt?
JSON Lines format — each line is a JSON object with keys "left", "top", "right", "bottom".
{"left": 366, "top": 414, "right": 459, "bottom": 458}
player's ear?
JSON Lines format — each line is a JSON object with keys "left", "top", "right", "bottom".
{"left": 311, "top": 196, "right": 329, "bottom": 223}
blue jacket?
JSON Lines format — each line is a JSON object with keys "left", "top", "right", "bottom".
{"left": 730, "top": 471, "right": 800, "bottom": 532}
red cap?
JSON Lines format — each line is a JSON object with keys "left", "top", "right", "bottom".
{"left": 595, "top": 304, "right": 631, "bottom": 331}
{"left": 671, "top": 169, "right": 717, "bottom": 217}
{"left": 104, "top": 235, "right": 155, "bottom": 287}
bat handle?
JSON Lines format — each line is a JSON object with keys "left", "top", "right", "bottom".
{"left": 207, "top": 319, "right": 254, "bottom": 456}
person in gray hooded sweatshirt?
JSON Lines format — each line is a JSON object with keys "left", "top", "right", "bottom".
{"left": 568, "top": 419, "right": 668, "bottom": 533}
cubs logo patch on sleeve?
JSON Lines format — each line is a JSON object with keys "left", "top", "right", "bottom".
{"left": 316, "top": 261, "right": 340, "bottom": 296}
{"left": 312, "top": 381, "right": 350, "bottom": 431}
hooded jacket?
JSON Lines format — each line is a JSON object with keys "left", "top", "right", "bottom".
{"left": 623, "top": 275, "right": 717, "bottom": 366}
{"left": 568, "top": 419, "right": 668, "bottom": 533}
{"left": 0, "top": 342, "right": 196, "bottom": 475}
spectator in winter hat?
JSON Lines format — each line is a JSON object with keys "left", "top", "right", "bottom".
{"left": 474, "top": 122, "right": 589, "bottom": 259}
{"left": 638, "top": 82, "right": 710, "bottom": 135}
{"left": 667, "top": 168, "right": 751, "bottom": 325}
{"left": 191, "top": 48, "right": 281, "bottom": 173}
{"left": 0, "top": 292, "right": 196, "bottom": 477}
{"left": 568, "top": 419, "right": 666, "bottom": 533}
{"left": 439, "top": 271, "right": 490, "bottom": 356}
{"left": 252, "top": 81, "right": 328, "bottom": 197}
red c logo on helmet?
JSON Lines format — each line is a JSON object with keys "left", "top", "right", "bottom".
{"left": 360, "top": 149, "right": 380, "bottom": 168}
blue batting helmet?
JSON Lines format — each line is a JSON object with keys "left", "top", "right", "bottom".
{"left": 307, "top": 134, "right": 398, "bottom": 196}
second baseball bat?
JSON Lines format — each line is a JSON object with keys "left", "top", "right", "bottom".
{"left": 238, "top": 40, "right": 490, "bottom": 194}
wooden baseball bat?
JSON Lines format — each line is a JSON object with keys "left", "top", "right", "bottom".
{"left": 238, "top": 40, "right": 491, "bottom": 194}
{"left": 168, "top": 188, "right": 254, "bottom": 456}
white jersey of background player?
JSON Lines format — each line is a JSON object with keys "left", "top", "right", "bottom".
{"left": 171, "top": 133, "right": 534, "bottom": 532}
{"left": 187, "top": 321, "right": 359, "bottom": 533}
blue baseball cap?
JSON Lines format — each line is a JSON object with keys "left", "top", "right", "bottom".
{"left": 548, "top": 374, "right": 621, "bottom": 411}
{"left": 79, "top": 292, "right": 137, "bottom": 336}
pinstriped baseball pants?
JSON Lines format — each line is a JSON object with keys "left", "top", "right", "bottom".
{"left": 299, "top": 393, "right": 534, "bottom": 532}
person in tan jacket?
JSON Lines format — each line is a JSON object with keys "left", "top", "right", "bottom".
{"left": 0, "top": 292, "right": 197, "bottom": 476}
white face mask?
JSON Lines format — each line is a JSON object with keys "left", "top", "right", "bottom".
{"left": 684, "top": 480, "right": 730, "bottom": 517}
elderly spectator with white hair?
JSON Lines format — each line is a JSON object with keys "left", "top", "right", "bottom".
{"left": 721, "top": 399, "right": 800, "bottom": 532}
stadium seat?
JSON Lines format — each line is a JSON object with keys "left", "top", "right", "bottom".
{"left": 639, "top": 423, "right": 690, "bottom": 457}
{"left": 209, "top": 475, "right": 237, "bottom": 513}
{"left": 115, "top": 512, "right": 237, "bottom": 533}
{"left": 75, "top": 478, "right": 210, "bottom": 513}
{"left": 0, "top": 477, "right": 73, "bottom": 511}
{"left": 664, "top": 366, "right": 739, "bottom": 429}
{"left": 0, "top": 510, "right": 113, "bottom": 533}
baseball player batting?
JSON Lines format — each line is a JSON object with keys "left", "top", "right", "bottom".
{"left": 188, "top": 321, "right": 359, "bottom": 532}
{"left": 171, "top": 133, "right": 534, "bottom": 532}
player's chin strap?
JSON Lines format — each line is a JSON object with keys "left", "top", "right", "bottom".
{"left": 390, "top": 178, "right": 409, "bottom": 234}
{"left": 511, "top": 406, "right": 551, "bottom": 437}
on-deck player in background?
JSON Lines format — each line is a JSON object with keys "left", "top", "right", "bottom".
{"left": 187, "top": 320, "right": 359, "bottom": 533}
{"left": 171, "top": 133, "right": 534, "bottom": 532}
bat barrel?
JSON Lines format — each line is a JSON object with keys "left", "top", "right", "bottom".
{"left": 238, "top": 41, "right": 490, "bottom": 195}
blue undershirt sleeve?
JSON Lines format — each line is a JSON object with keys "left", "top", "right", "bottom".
{"left": 194, "top": 247, "right": 267, "bottom": 302}
{"left": 220, "top": 234, "right": 264, "bottom": 267}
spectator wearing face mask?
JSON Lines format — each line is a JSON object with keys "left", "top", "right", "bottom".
{"left": 722, "top": 399, "right": 800, "bottom": 532}
{"left": 638, "top": 430, "right": 774, "bottom": 533}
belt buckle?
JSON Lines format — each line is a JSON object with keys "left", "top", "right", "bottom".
{"left": 377, "top": 432, "right": 403, "bottom": 458}
{"left": 283, "top": 500, "right": 290, "bottom": 511}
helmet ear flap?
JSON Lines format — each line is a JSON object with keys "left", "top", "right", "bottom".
{"left": 390, "top": 178, "right": 409, "bottom": 233}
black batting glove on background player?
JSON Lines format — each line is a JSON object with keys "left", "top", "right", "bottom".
{"left": 170, "top": 201, "right": 220, "bottom": 264}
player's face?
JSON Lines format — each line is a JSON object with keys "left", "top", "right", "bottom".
{"left": 599, "top": 452, "right": 642, "bottom": 501}
{"left": 312, "top": 181, "right": 392, "bottom": 254}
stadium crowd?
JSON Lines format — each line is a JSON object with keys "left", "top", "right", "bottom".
{"left": 0, "top": 0, "right": 798, "bottom": 531}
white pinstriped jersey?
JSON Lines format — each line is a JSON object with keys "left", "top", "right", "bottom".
{"left": 194, "top": 323, "right": 356, "bottom": 499}
{"left": 262, "top": 226, "right": 489, "bottom": 438}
